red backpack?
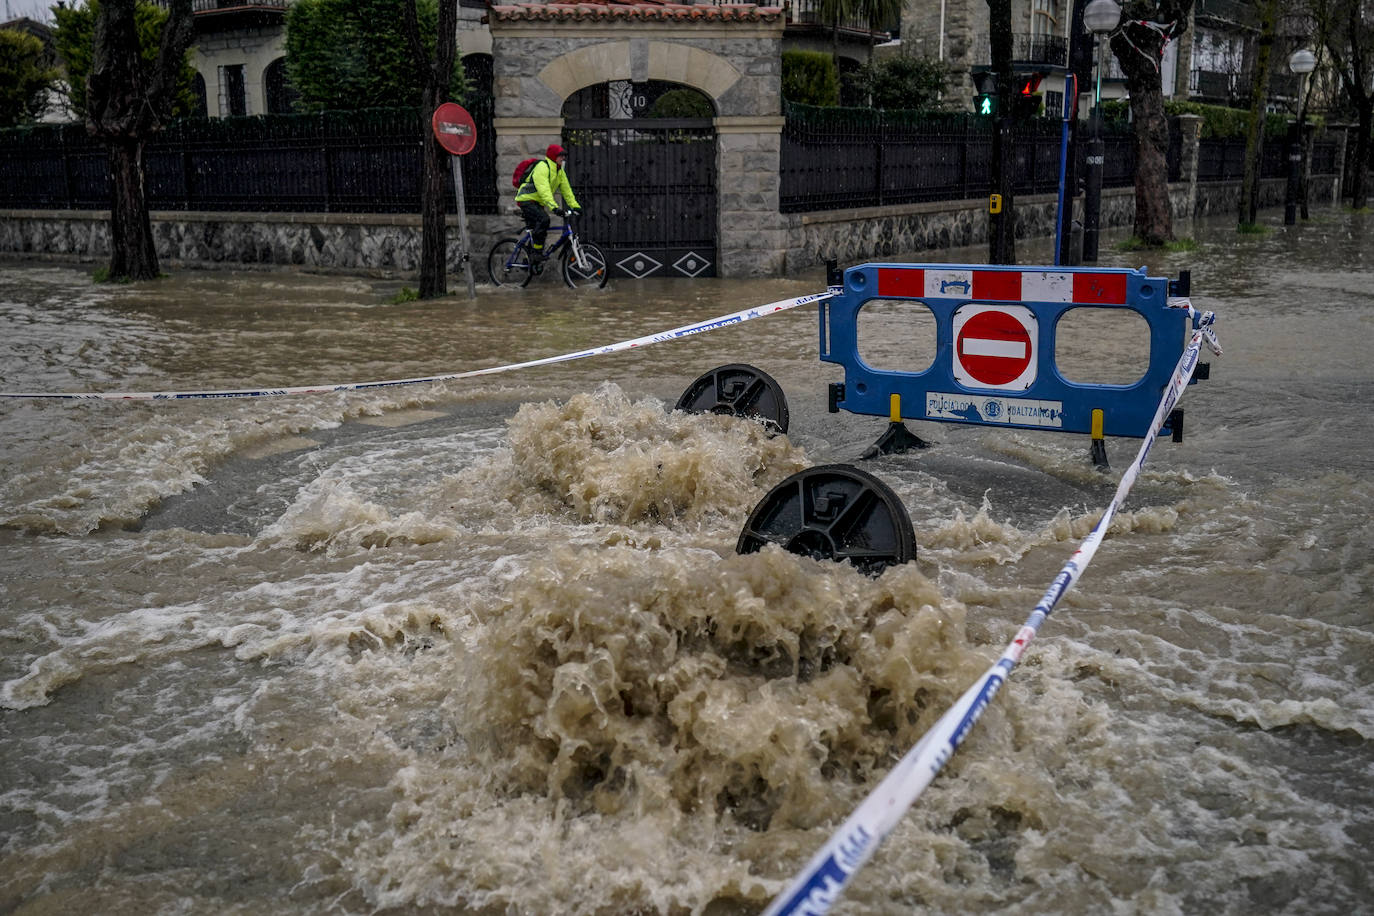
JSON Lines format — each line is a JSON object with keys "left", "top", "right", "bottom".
{"left": 512, "top": 157, "right": 541, "bottom": 189}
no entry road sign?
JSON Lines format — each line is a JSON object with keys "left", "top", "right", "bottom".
{"left": 431, "top": 103, "right": 476, "bottom": 156}
{"left": 953, "top": 304, "right": 1037, "bottom": 390}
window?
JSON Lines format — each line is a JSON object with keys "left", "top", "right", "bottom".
{"left": 1031, "top": 0, "right": 1058, "bottom": 36}
{"left": 264, "top": 58, "right": 298, "bottom": 114}
{"left": 190, "top": 71, "right": 208, "bottom": 118}
{"left": 219, "top": 64, "right": 247, "bottom": 117}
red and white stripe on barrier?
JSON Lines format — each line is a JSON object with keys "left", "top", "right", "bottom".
{"left": 876, "top": 266, "right": 1130, "bottom": 304}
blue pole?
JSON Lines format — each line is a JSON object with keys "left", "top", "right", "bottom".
{"left": 1053, "top": 73, "right": 1077, "bottom": 267}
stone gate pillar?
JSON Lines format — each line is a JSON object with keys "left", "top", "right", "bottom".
{"left": 717, "top": 115, "right": 787, "bottom": 277}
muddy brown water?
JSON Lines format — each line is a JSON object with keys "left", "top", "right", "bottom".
{"left": 1, "top": 211, "right": 1371, "bottom": 914}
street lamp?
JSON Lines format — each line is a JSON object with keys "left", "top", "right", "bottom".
{"left": 1081, "top": 0, "right": 1121, "bottom": 262}
{"left": 1284, "top": 48, "right": 1317, "bottom": 225}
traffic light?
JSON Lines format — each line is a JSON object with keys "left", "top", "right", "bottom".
{"left": 972, "top": 71, "right": 998, "bottom": 116}
{"left": 1012, "top": 74, "right": 1045, "bottom": 119}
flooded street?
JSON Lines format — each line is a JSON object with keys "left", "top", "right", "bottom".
{"left": 1, "top": 209, "right": 1371, "bottom": 915}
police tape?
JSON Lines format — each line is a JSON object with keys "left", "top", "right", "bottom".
{"left": 0, "top": 290, "right": 835, "bottom": 401}
{"left": 763, "top": 301, "right": 1222, "bottom": 916}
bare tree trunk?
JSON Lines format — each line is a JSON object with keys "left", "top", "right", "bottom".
{"left": 405, "top": 0, "right": 459, "bottom": 300}
{"left": 106, "top": 138, "right": 158, "bottom": 280}
{"left": 1123, "top": 57, "right": 1174, "bottom": 244}
{"left": 1110, "top": 1, "right": 1194, "bottom": 246}
{"left": 1238, "top": 0, "right": 1278, "bottom": 227}
{"left": 86, "top": 0, "right": 193, "bottom": 282}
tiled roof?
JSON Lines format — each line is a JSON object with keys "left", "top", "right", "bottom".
{"left": 488, "top": 0, "right": 785, "bottom": 23}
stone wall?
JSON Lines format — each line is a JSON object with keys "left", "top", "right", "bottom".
{"left": 783, "top": 173, "right": 1339, "bottom": 273}
{"left": 1, "top": 169, "right": 1340, "bottom": 278}
{"left": 0, "top": 209, "right": 507, "bottom": 276}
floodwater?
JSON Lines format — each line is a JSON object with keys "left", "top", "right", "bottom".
{"left": 1, "top": 209, "right": 1371, "bottom": 915}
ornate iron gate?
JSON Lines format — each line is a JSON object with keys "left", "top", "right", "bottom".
{"left": 563, "top": 118, "right": 717, "bottom": 279}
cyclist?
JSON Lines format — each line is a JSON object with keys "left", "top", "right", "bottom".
{"left": 514, "top": 143, "right": 581, "bottom": 264}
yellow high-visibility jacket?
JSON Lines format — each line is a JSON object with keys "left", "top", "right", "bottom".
{"left": 514, "top": 157, "right": 581, "bottom": 212}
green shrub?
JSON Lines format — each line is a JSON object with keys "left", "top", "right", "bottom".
{"left": 857, "top": 54, "right": 951, "bottom": 111}
{"left": 285, "top": 0, "right": 464, "bottom": 112}
{"left": 648, "top": 88, "right": 713, "bottom": 119}
{"left": 1164, "top": 100, "right": 1249, "bottom": 138}
{"left": 782, "top": 50, "right": 839, "bottom": 107}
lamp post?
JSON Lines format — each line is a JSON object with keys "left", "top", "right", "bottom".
{"left": 1284, "top": 48, "right": 1317, "bottom": 226}
{"left": 1081, "top": 0, "right": 1120, "bottom": 262}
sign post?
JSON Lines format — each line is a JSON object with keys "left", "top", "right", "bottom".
{"left": 430, "top": 103, "right": 478, "bottom": 299}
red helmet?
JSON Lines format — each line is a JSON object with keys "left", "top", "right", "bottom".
{"left": 546, "top": 143, "right": 566, "bottom": 160}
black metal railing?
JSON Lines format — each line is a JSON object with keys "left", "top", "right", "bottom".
{"left": 779, "top": 103, "right": 1149, "bottom": 213}
{"left": 191, "top": 0, "right": 287, "bottom": 10}
{"left": 0, "top": 107, "right": 499, "bottom": 214}
{"left": 785, "top": 0, "right": 894, "bottom": 35}
{"left": 1195, "top": 0, "right": 1260, "bottom": 28}
{"left": 1, "top": 103, "right": 1340, "bottom": 219}
{"left": 1195, "top": 135, "right": 1309, "bottom": 182}
{"left": 1309, "top": 137, "right": 1338, "bottom": 176}
{"left": 1191, "top": 68, "right": 1249, "bottom": 101}
{"left": 1014, "top": 33, "right": 1068, "bottom": 67}
{"left": 969, "top": 32, "right": 1070, "bottom": 68}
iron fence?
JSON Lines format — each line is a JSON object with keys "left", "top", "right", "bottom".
{"left": 1, "top": 103, "right": 1343, "bottom": 219}
{"left": 0, "top": 107, "right": 499, "bottom": 215}
{"left": 780, "top": 103, "right": 1149, "bottom": 213}
{"left": 1195, "top": 135, "right": 1308, "bottom": 182}
{"left": 1309, "top": 136, "right": 1338, "bottom": 176}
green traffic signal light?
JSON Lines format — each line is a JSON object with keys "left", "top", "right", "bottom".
{"left": 975, "top": 94, "right": 997, "bottom": 116}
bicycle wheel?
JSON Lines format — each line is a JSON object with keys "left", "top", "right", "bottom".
{"left": 488, "top": 237, "right": 534, "bottom": 288}
{"left": 562, "top": 239, "right": 609, "bottom": 289}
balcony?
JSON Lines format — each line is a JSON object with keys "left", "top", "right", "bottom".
{"left": 783, "top": 0, "right": 894, "bottom": 46}
{"left": 1195, "top": 0, "right": 1259, "bottom": 30}
{"left": 1014, "top": 33, "right": 1068, "bottom": 68}
{"left": 191, "top": 0, "right": 288, "bottom": 31}
{"left": 1190, "top": 67, "right": 1251, "bottom": 105}
{"left": 192, "top": 0, "right": 286, "bottom": 9}
{"left": 970, "top": 33, "right": 1070, "bottom": 69}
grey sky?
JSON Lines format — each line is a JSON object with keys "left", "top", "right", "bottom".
{"left": 3, "top": 0, "right": 55, "bottom": 24}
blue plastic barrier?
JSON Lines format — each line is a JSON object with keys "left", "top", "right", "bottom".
{"left": 820, "top": 263, "right": 1194, "bottom": 439}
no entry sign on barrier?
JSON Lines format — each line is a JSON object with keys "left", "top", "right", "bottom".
{"left": 953, "top": 304, "right": 1037, "bottom": 390}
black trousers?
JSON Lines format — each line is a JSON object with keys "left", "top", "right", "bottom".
{"left": 518, "top": 200, "right": 551, "bottom": 252}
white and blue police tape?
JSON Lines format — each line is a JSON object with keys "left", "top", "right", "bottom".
{"left": 764, "top": 300, "right": 1222, "bottom": 916}
{"left": 0, "top": 290, "right": 833, "bottom": 401}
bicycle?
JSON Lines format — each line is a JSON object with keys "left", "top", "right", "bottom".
{"left": 487, "top": 211, "right": 609, "bottom": 289}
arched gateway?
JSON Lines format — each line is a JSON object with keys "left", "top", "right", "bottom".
{"left": 563, "top": 80, "right": 717, "bottom": 277}
{"left": 487, "top": 1, "right": 787, "bottom": 278}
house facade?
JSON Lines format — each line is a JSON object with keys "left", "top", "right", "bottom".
{"left": 183, "top": 0, "right": 493, "bottom": 118}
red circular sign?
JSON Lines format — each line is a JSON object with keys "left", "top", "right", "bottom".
{"left": 431, "top": 103, "right": 476, "bottom": 156}
{"left": 956, "top": 309, "right": 1033, "bottom": 386}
